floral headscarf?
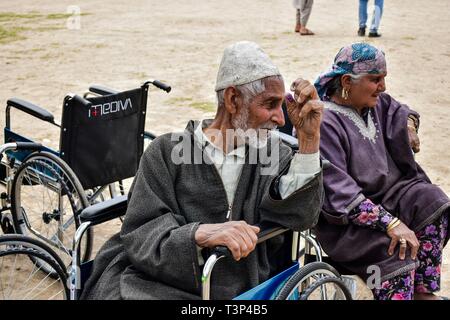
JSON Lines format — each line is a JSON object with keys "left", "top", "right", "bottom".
{"left": 314, "top": 43, "right": 387, "bottom": 99}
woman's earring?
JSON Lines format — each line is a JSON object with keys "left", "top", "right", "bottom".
{"left": 341, "top": 88, "right": 349, "bottom": 100}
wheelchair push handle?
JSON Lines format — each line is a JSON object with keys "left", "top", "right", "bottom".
{"left": 15, "top": 142, "right": 43, "bottom": 151}
{"left": 151, "top": 80, "right": 171, "bottom": 93}
{"left": 143, "top": 79, "right": 171, "bottom": 93}
{"left": 0, "top": 142, "right": 42, "bottom": 161}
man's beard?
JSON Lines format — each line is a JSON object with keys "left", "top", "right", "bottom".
{"left": 231, "top": 107, "right": 276, "bottom": 149}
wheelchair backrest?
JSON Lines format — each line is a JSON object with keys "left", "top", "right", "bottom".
{"left": 59, "top": 86, "right": 148, "bottom": 189}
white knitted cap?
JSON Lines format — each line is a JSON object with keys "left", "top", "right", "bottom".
{"left": 215, "top": 41, "right": 281, "bottom": 91}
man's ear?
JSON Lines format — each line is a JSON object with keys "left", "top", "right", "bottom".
{"left": 224, "top": 86, "right": 240, "bottom": 115}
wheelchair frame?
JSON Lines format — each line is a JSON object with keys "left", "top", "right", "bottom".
{"left": 0, "top": 80, "right": 170, "bottom": 264}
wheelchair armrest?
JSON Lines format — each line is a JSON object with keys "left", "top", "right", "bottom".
{"left": 144, "top": 131, "right": 157, "bottom": 140}
{"left": 79, "top": 195, "right": 127, "bottom": 226}
{"left": 88, "top": 84, "right": 119, "bottom": 96}
{"left": 211, "top": 223, "right": 289, "bottom": 258}
{"left": 7, "top": 98, "right": 55, "bottom": 124}
{"left": 256, "top": 223, "right": 290, "bottom": 244}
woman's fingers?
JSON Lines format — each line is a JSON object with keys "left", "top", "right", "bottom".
{"left": 388, "top": 237, "right": 398, "bottom": 256}
{"left": 398, "top": 240, "right": 407, "bottom": 260}
{"left": 388, "top": 232, "right": 420, "bottom": 261}
{"left": 409, "top": 238, "right": 419, "bottom": 260}
{"left": 408, "top": 234, "right": 420, "bottom": 260}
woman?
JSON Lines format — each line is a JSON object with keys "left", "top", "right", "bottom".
{"left": 313, "top": 43, "right": 449, "bottom": 300}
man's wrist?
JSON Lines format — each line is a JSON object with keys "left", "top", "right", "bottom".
{"left": 297, "top": 133, "right": 320, "bottom": 154}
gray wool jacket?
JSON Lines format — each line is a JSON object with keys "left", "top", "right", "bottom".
{"left": 81, "top": 120, "right": 324, "bottom": 300}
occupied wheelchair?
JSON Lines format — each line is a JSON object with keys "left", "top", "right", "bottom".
{"left": 0, "top": 132, "right": 354, "bottom": 300}
{"left": 0, "top": 80, "right": 171, "bottom": 267}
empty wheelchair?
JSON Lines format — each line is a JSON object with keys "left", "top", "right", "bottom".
{"left": 0, "top": 80, "right": 171, "bottom": 267}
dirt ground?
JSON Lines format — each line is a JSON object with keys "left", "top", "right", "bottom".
{"left": 0, "top": 0, "right": 449, "bottom": 299}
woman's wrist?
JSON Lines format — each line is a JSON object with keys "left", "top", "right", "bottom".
{"left": 408, "top": 115, "right": 419, "bottom": 132}
{"left": 386, "top": 217, "right": 401, "bottom": 232}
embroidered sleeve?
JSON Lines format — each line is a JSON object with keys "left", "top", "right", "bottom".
{"left": 348, "top": 199, "right": 395, "bottom": 232}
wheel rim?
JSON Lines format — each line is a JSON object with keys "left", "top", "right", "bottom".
{"left": 284, "top": 269, "right": 339, "bottom": 300}
{"left": 297, "top": 276, "right": 352, "bottom": 300}
{"left": 12, "top": 157, "right": 87, "bottom": 267}
{"left": 0, "top": 245, "right": 68, "bottom": 300}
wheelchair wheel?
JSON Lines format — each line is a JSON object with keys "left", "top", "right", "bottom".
{"left": 11, "top": 152, "right": 93, "bottom": 269}
{"left": 0, "top": 234, "right": 69, "bottom": 300}
{"left": 275, "top": 262, "right": 353, "bottom": 300}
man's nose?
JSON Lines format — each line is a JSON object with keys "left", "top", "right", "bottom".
{"left": 272, "top": 105, "right": 285, "bottom": 127}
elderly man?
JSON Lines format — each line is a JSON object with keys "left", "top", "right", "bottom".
{"left": 82, "top": 41, "right": 324, "bottom": 300}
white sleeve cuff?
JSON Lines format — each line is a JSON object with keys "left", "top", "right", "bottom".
{"left": 289, "top": 152, "right": 321, "bottom": 174}
{"left": 196, "top": 245, "right": 205, "bottom": 266}
{"left": 278, "top": 152, "right": 321, "bottom": 199}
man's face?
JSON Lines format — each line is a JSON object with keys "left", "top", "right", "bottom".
{"left": 247, "top": 77, "right": 286, "bottom": 129}
{"left": 232, "top": 77, "right": 285, "bottom": 147}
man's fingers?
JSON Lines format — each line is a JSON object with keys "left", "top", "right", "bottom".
{"left": 226, "top": 238, "right": 242, "bottom": 261}
{"left": 242, "top": 227, "right": 258, "bottom": 247}
{"left": 233, "top": 228, "right": 253, "bottom": 256}
{"left": 298, "top": 101, "right": 323, "bottom": 119}
{"left": 290, "top": 78, "right": 306, "bottom": 91}
{"left": 233, "top": 222, "right": 259, "bottom": 257}
{"left": 296, "top": 85, "right": 315, "bottom": 104}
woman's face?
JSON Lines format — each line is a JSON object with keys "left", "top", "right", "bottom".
{"left": 349, "top": 73, "right": 387, "bottom": 108}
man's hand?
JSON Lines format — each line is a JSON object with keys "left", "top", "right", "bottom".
{"left": 286, "top": 78, "right": 323, "bottom": 154}
{"left": 408, "top": 119, "right": 420, "bottom": 153}
{"left": 387, "top": 221, "right": 420, "bottom": 260}
{"left": 195, "top": 221, "right": 260, "bottom": 261}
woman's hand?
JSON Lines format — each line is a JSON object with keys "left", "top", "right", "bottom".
{"left": 408, "top": 118, "right": 420, "bottom": 153}
{"left": 387, "top": 221, "right": 419, "bottom": 260}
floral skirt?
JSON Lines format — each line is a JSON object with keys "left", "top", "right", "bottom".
{"left": 372, "top": 213, "right": 448, "bottom": 300}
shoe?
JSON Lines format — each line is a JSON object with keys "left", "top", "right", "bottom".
{"left": 357, "top": 27, "right": 366, "bottom": 36}
{"left": 300, "top": 28, "right": 315, "bottom": 35}
{"left": 368, "top": 31, "right": 381, "bottom": 37}
{"left": 295, "top": 23, "right": 301, "bottom": 33}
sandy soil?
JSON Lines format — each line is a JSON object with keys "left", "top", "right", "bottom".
{"left": 0, "top": 0, "right": 449, "bottom": 299}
